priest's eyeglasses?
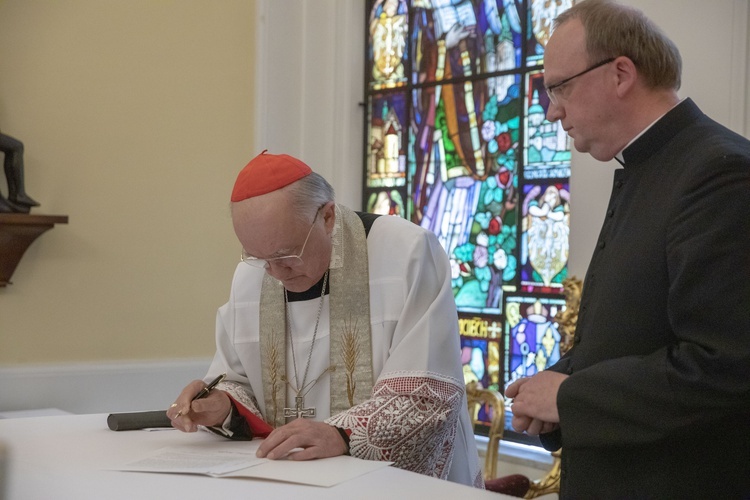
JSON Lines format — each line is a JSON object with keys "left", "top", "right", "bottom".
{"left": 240, "top": 206, "right": 323, "bottom": 269}
{"left": 545, "top": 57, "right": 616, "bottom": 106}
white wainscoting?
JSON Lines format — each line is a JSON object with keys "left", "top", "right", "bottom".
{"left": 0, "top": 358, "right": 211, "bottom": 415}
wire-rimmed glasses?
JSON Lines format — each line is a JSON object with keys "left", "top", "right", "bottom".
{"left": 544, "top": 57, "right": 616, "bottom": 107}
{"left": 240, "top": 206, "right": 323, "bottom": 269}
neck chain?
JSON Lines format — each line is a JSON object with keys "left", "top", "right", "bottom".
{"left": 284, "top": 270, "right": 331, "bottom": 404}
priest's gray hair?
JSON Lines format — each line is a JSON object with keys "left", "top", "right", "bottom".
{"left": 287, "top": 172, "right": 336, "bottom": 223}
{"left": 554, "top": 0, "right": 682, "bottom": 91}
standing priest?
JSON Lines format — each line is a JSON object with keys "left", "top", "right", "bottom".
{"left": 168, "top": 151, "right": 483, "bottom": 488}
{"left": 505, "top": 1, "right": 750, "bottom": 498}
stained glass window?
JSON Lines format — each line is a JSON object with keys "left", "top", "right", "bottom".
{"left": 364, "top": 0, "right": 574, "bottom": 446}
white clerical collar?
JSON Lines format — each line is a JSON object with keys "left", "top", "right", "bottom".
{"left": 615, "top": 98, "right": 685, "bottom": 164}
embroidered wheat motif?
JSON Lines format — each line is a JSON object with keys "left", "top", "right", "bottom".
{"left": 341, "top": 316, "right": 361, "bottom": 407}
{"left": 268, "top": 331, "right": 282, "bottom": 425}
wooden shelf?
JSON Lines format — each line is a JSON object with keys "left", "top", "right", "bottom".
{"left": 0, "top": 213, "right": 69, "bottom": 287}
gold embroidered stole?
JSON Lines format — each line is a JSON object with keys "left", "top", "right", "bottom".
{"left": 259, "top": 205, "right": 374, "bottom": 427}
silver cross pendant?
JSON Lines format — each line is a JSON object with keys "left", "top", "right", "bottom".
{"left": 284, "top": 395, "right": 316, "bottom": 420}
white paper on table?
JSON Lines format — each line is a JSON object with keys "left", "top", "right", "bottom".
{"left": 116, "top": 446, "right": 266, "bottom": 476}
{"left": 224, "top": 455, "right": 393, "bottom": 487}
{"left": 114, "top": 439, "right": 392, "bottom": 487}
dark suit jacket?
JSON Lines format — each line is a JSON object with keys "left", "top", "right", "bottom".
{"left": 542, "top": 99, "right": 750, "bottom": 499}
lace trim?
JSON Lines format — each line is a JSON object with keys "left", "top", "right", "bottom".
{"left": 325, "top": 373, "right": 463, "bottom": 480}
{"left": 218, "top": 380, "right": 265, "bottom": 422}
{"left": 474, "top": 469, "right": 485, "bottom": 489}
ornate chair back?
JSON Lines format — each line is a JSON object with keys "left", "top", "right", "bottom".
{"left": 482, "top": 276, "right": 582, "bottom": 497}
{"left": 466, "top": 381, "right": 505, "bottom": 480}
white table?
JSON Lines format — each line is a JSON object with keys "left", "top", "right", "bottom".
{"left": 0, "top": 414, "right": 507, "bottom": 499}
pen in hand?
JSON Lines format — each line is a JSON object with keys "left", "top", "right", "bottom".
{"left": 175, "top": 373, "right": 226, "bottom": 418}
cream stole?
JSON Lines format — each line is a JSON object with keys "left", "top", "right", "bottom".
{"left": 258, "top": 205, "right": 374, "bottom": 427}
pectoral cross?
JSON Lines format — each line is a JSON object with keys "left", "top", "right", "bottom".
{"left": 284, "top": 395, "right": 316, "bottom": 420}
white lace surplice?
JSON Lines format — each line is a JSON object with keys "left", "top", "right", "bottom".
{"left": 207, "top": 213, "right": 483, "bottom": 488}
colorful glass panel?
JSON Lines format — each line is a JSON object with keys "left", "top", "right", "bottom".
{"left": 366, "top": 188, "right": 407, "bottom": 216}
{"left": 526, "top": 0, "right": 574, "bottom": 67}
{"left": 520, "top": 181, "right": 570, "bottom": 292}
{"left": 410, "top": 0, "right": 523, "bottom": 85}
{"left": 410, "top": 75, "right": 521, "bottom": 313}
{"left": 364, "top": 0, "right": 573, "bottom": 446}
{"left": 504, "top": 295, "right": 566, "bottom": 386}
{"left": 368, "top": 0, "right": 409, "bottom": 90}
{"left": 524, "top": 71, "right": 570, "bottom": 179}
{"left": 367, "top": 92, "right": 408, "bottom": 188}
{"left": 459, "top": 314, "right": 503, "bottom": 391}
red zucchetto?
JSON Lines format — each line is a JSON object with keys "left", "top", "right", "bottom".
{"left": 231, "top": 150, "right": 313, "bottom": 202}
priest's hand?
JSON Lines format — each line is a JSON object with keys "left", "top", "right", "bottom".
{"left": 167, "top": 379, "right": 231, "bottom": 432}
{"left": 510, "top": 416, "right": 559, "bottom": 436}
{"left": 256, "top": 419, "right": 347, "bottom": 461}
{"left": 506, "top": 371, "right": 568, "bottom": 434}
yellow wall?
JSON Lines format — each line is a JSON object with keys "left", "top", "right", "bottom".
{"left": 0, "top": 0, "right": 255, "bottom": 363}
